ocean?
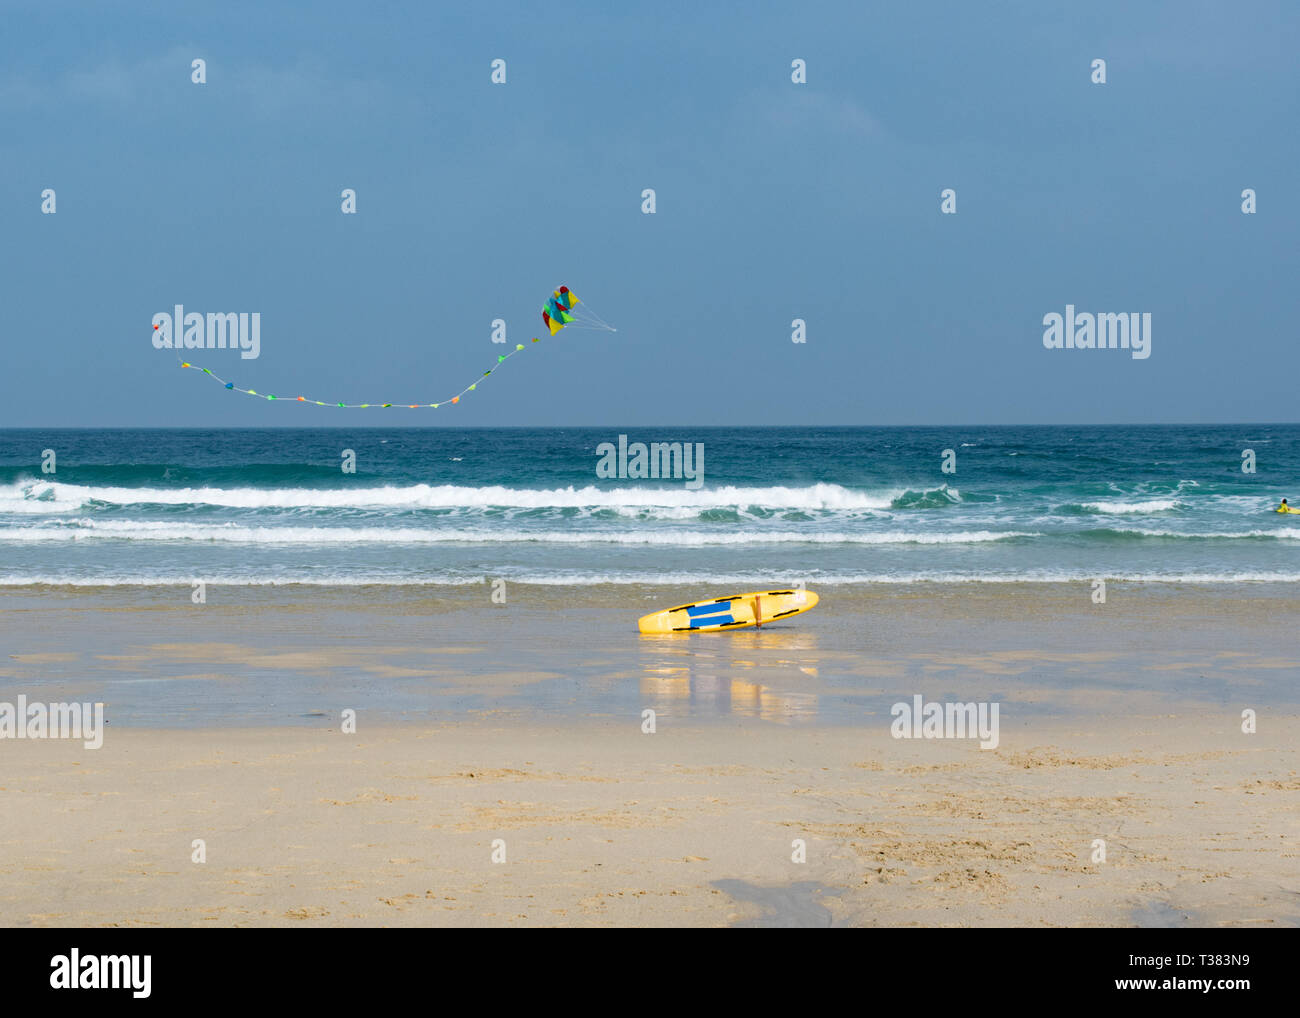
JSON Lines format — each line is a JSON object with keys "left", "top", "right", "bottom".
{"left": 1, "top": 425, "right": 1298, "bottom": 588}
{"left": 3, "top": 424, "right": 1299, "bottom": 725}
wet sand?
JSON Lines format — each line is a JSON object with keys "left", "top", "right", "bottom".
{"left": 2, "top": 582, "right": 1299, "bottom": 725}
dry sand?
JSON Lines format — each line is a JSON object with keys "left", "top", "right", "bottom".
{"left": 2, "top": 714, "right": 1296, "bottom": 927}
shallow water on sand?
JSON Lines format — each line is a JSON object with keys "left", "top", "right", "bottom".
{"left": 2, "top": 582, "right": 1297, "bottom": 727}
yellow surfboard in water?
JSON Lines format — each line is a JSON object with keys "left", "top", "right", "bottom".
{"left": 1277, "top": 505, "right": 1300, "bottom": 514}
{"left": 638, "top": 589, "right": 820, "bottom": 633}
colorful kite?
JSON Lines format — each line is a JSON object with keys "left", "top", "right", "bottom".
{"left": 542, "top": 285, "right": 616, "bottom": 336}
{"left": 174, "top": 285, "right": 614, "bottom": 409}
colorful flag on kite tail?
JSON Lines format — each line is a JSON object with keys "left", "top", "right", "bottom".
{"left": 172, "top": 285, "right": 614, "bottom": 409}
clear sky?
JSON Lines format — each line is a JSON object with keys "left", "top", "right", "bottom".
{"left": 2, "top": 0, "right": 1297, "bottom": 427}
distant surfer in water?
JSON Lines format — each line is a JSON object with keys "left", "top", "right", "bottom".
{"left": 1280, "top": 499, "right": 1292, "bottom": 513}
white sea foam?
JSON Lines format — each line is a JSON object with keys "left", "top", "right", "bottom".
{"left": 0, "top": 519, "right": 1039, "bottom": 546}
{"left": 0, "top": 480, "right": 897, "bottom": 513}
{"left": 1109, "top": 527, "right": 1300, "bottom": 540}
{"left": 14, "top": 518, "right": 1294, "bottom": 546}
{"left": 2, "top": 570, "right": 1299, "bottom": 587}
{"left": 1080, "top": 499, "right": 1181, "bottom": 513}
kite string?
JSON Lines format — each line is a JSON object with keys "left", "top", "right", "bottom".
{"left": 168, "top": 287, "right": 612, "bottom": 408}
{"left": 570, "top": 304, "right": 617, "bottom": 331}
{"left": 174, "top": 338, "right": 538, "bottom": 409}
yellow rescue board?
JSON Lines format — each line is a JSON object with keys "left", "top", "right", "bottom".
{"left": 1277, "top": 505, "right": 1300, "bottom": 514}
{"left": 638, "top": 589, "right": 820, "bottom": 634}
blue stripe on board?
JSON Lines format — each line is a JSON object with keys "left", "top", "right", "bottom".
{"left": 686, "top": 602, "right": 729, "bottom": 616}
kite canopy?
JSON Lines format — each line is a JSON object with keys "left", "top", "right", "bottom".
{"left": 542, "top": 285, "right": 616, "bottom": 336}
{"left": 542, "top": 286, "right": 577, "bottom": 335}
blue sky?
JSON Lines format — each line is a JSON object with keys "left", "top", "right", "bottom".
{"left": 2, "top": 0, "right": 1297, "bottom": 426}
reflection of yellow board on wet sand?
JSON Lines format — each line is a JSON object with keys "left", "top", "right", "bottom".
{"left": 638, "top": 589, "right": 820, "bottom": 634}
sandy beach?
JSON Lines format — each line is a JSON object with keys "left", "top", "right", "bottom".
{"left": 2, "top": 716, "right": 1296, "bottom": 927}
{"left": 2, "top": 583, "right": 1298, "bottom": 927}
